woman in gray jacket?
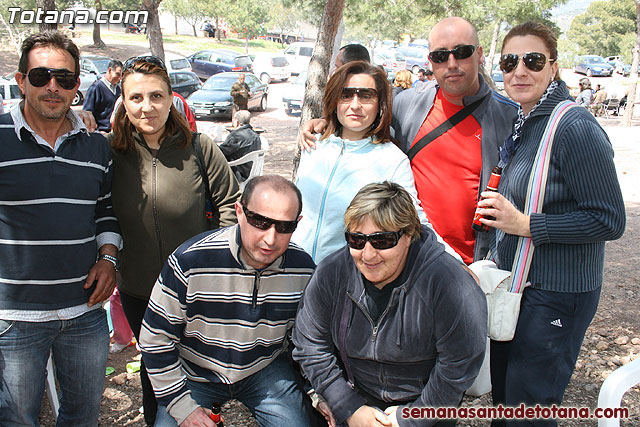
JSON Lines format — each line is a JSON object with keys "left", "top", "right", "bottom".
{"left": 293, "top": 182, "right": 486, "bottom": 427}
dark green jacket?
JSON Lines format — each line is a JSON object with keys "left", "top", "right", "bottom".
{"left": 109, "top": 131, "right": 240, "bottom": 298}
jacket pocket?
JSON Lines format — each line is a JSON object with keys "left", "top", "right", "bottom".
{"left": 0, "top": 319, "right": 15, "bottom": 337}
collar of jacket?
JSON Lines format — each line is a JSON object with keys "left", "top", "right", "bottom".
{"left": 132, "top": 130, "right": 184, "bottom": 151}
{"left": 324, "top": 134, "right": 382, "bottom": 153}
{"left": 227, "top": 223, "right": 286, "bottom": 272}
{"left": 526, "top": 80, "right": 571, "bottom": 119}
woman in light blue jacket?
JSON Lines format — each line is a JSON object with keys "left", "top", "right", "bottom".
{"left": 293, "top": 61, "right": 458, "bottom": 263}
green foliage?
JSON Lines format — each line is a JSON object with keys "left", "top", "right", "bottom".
{"left": 568, "top": 0, "right": 635, "bottom": 57}
{"left": 225, "top": 0, "right": 270, "bottom": 41}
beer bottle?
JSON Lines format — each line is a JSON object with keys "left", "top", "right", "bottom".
{"left": 472, "top": 166, "right": 502, "bottom": 232}
{"left": 209, "top": 403, "right": 224, "bottom": 426}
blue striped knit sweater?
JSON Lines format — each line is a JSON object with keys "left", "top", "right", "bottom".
{"left": 0, "top": 109, "right": 120, "bottom": 310}
{"left": 494, "top": 81, "right": 625, "bottom": 292}
{"left": 139, "top": 225, "right": 315, "bottom": 424}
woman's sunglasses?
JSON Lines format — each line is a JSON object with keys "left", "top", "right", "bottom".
{"left": 123, "top": 55, "right": 167, "bottom": 72}
{"left": 242, "top": 206, "right": 298, "bottom": 234}
{"left": 428, "top": 45, "right": 476, "bottom": 64}
{"left": 345, "top": 230, "right": 404, "bottom": 250}
{"left": 340, "top": 87, "right": 378, "bottom": 104}
{"left": 25, "top": 67, "right": 78, "bottom": 90}
{"left": 499, "top": 52, "right": 555, "bottom": 74}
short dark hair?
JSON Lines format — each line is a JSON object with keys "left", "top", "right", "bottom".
{"left": 322, "top": 60, "right": 392, "bottom": 144}
{"left": 418, "top": 68, "right": 426, "bottom": 75}
{"left": 241, "top": 175, "right": 303, "bottom": 217}
{"left": 339, "top": 44, "right": 371, "bottom": 64}
{"left": 424, "top": 69, "right": 433, "bottom": 76}
{"left": 108, "top": 59, "right": 123, "bottom": 70}
{"left": 19, "top": 31, "right": 80, "bottom": 77}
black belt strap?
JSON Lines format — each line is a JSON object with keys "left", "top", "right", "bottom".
{"left": 407, "top": 95, "right": 487, "bottom": 162}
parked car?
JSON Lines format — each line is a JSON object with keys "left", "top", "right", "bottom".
{"left": 282, "top": 42, "right": 314, "bottom": 75}
{"left": 250, "top": 52, "right": 291, "bottom": 84}
{"left": 75, "top": 71, "right": 100, "bottom": 106}
{"left": 282, "top": 71, "right": 306, "bottom": 114}
{"left": 616, "top": 63, "right": 631, "bottom": 76}
{"left": 187, "top": 50, "right": 253, "bottom": 81}
{"left": 373, "top": 49, "right": 407, "bottom": 73}
{"left": 186, "top": 72, "right": 267, "bottom": 119}
{"left": 0, "top": 75, "right": 21, "bottom": 112}
{"left": 574, "top": 55, "right": 614, "bottom": 77}
{"left": 491, "top": 64, "right": 504, "bottom": 93}
{"left": 409, "top": 39, "right": 429, "bottom": 49}
{"left": 397, "top": 45, "right": 430, "bottom": 74}
{"left": 141, "top": 52, "right": 191, "bottom": 73}
{"left": 80, "top": 55, "right": 113, "bottom": 78}
{"left": 169, "top": 71, "right": 202, "bottom": 98}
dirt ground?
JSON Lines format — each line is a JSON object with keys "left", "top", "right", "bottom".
{"left": 3, "top": 30, "right": 639, "bottom": 427}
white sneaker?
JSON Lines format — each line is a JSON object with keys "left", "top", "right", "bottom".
{"left": 109, "top": 342, "right": 129, "bottom": 353}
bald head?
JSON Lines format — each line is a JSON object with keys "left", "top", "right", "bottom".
{"left": 427, "top": 16, "right": 483, "bottom": 105}
{"left": 428, "top": 17, "right": 479, "bottom": 48}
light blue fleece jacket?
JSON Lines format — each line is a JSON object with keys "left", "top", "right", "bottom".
{"left": 293, "top": 134, "right": 460, "bottom": 263}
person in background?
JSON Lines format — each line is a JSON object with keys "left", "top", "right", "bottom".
{"left": 140, "top": 175, "right": 315, "bottom": 427}
{"left": 293, "top": 182, "right": 486, "bottom": 427}
{"left": 83, "top": 59, "right": 123, "bottom": 132}
{"left": 293, "top": 60, "right": 460, "bottom": 265}
{"left": 335, "top": 43, "right": 371, "bottom": 69}
{"left": 0, "top": 31, "right": 120, "bottom": 426}
{"left": 219, "top": 109, "right": 262, "bottom": 181}
{"left": 575, "top": 77, "right": 593, "bottom": 108}
{"left": 481, "top": 22, "right": 625, "bottom": 426}
{"left": 230, "top": 73, "right": 251, "bottom": 126}
{"left": 591, "top": 84, "right": 608, "bottom": 117}
{"left": 411, "top": 68, "right": 427, "bottom": 87}
{"left": 392, "top": 69, "right": 413, "bottom": 97}
{"left": 109, "top": 55, "right": 240, "bottom": 425}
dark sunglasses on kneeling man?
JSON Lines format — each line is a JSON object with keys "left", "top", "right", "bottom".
{"left": 24, "top": 67, "right": 78, "bottom": 90}
{"left": 242, "top": 205, "right": 299, "bottom": 234}
{"left": 345, "top": 230, "right": 404, "bottom": 250}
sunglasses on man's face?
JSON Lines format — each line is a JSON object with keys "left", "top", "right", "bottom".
{"left": 242, "top": 206, "right": 299, "bottom": 234}
{"left": 123, "top": 55, "right": 167, "bottom": 72}
{"left": 25, "top": 67, "right": 78, "bottom": 90}
{"left": 428, "top": 45, "right": 476, "bottom": 64}
{"left": 345, "top": 230, "right": 404, "bottom": 250}
{"left": 499, "top": 52, "right": 554, "bottom": 74}
{"left": 339, "top": 87, "right": 378, "bottom": 104}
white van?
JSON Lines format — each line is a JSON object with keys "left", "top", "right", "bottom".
{"left": 251, "top": 52, "right": 291, "bottom": 84}
{"left": 282, "top": 42, "right": 315, "bottom": 75}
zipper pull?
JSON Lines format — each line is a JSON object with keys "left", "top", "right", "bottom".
{"left": 372, "top": 326, "right": 378, "bottom": 342}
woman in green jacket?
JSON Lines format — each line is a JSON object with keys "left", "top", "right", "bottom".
{"left": 109, "top": 55, "right": 240, "bottom": 425}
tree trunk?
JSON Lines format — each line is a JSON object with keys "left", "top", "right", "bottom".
{"left": 486, "top": 21, "right": 501, "bottom": 76}
{"left": 92, "top": 1, "right": 106, "bottom": 48}
{"left": 143, "top": 0, "right": 165, "bottom": 62}
{"left": 623, "top": 0, "right": 640, "bottom": 126}
{"left": 291, "top": 0, "right": 345, "bottom": 179}
{"left": 216, "top": 17, "right": 222, "bottom": 42}
{"left": 245, "top": 36, "right": 249, "bottom": 53}
{"left": 37, "top": 0, "right": 57, "bottom": 32}
{"left": 175, "top": 16, "right": 179, "bottom": 35}
{"left": 193, "top": 24, "right": 198, "bottom": 37}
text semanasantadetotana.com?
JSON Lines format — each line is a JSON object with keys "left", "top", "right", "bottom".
{"left": 401, "top": 404, "right": 629, "bottom": 420}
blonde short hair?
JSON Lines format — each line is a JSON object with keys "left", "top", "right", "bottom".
{"left": 393, "top": 70, "right": 413, "bottom": 89}
{"left": 344, "top": 181, "right": 421, "bottom": 240}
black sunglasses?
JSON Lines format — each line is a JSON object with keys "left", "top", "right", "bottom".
{"left": 25, "top": 67, "right": 78, "bottom": 90}
{"left": 499, "top": 52, "right": 555, "bottom": 74}
{"left": 345, "top": 230, "right": 404, "bottom": 250}
{"left": 340, "top": 87, "right": 378, "bottom": 104}
{"left": 428, "top": 45, "right": 476, "bottom": 64}
{"left": 242, "top": 206, "right": 298, "bottom": 234}
{"left": 123, "top": 55, "right": 167, "bottom": 72}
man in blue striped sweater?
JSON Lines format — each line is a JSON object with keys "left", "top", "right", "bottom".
{"left": 0, "top": 32, "right": 121, "bottom": 426}
{"left": 140, "top": 175, "right": 315, "bottom": 427}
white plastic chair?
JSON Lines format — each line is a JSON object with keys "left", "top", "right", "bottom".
{"left": 259, "top": 135, "right": 270, "bottom": 151}
{"left": 228, "top": 150, "right": 265, "bottom": 189}
{"left": 597, "top": 357, "right": 640, "bottom": 426}
{"left": 46, "top": 352, "right": 60, "bottom": 421}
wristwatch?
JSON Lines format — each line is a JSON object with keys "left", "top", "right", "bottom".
{"left": 99, "top": 254, "right": 120, "bottom": 271}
